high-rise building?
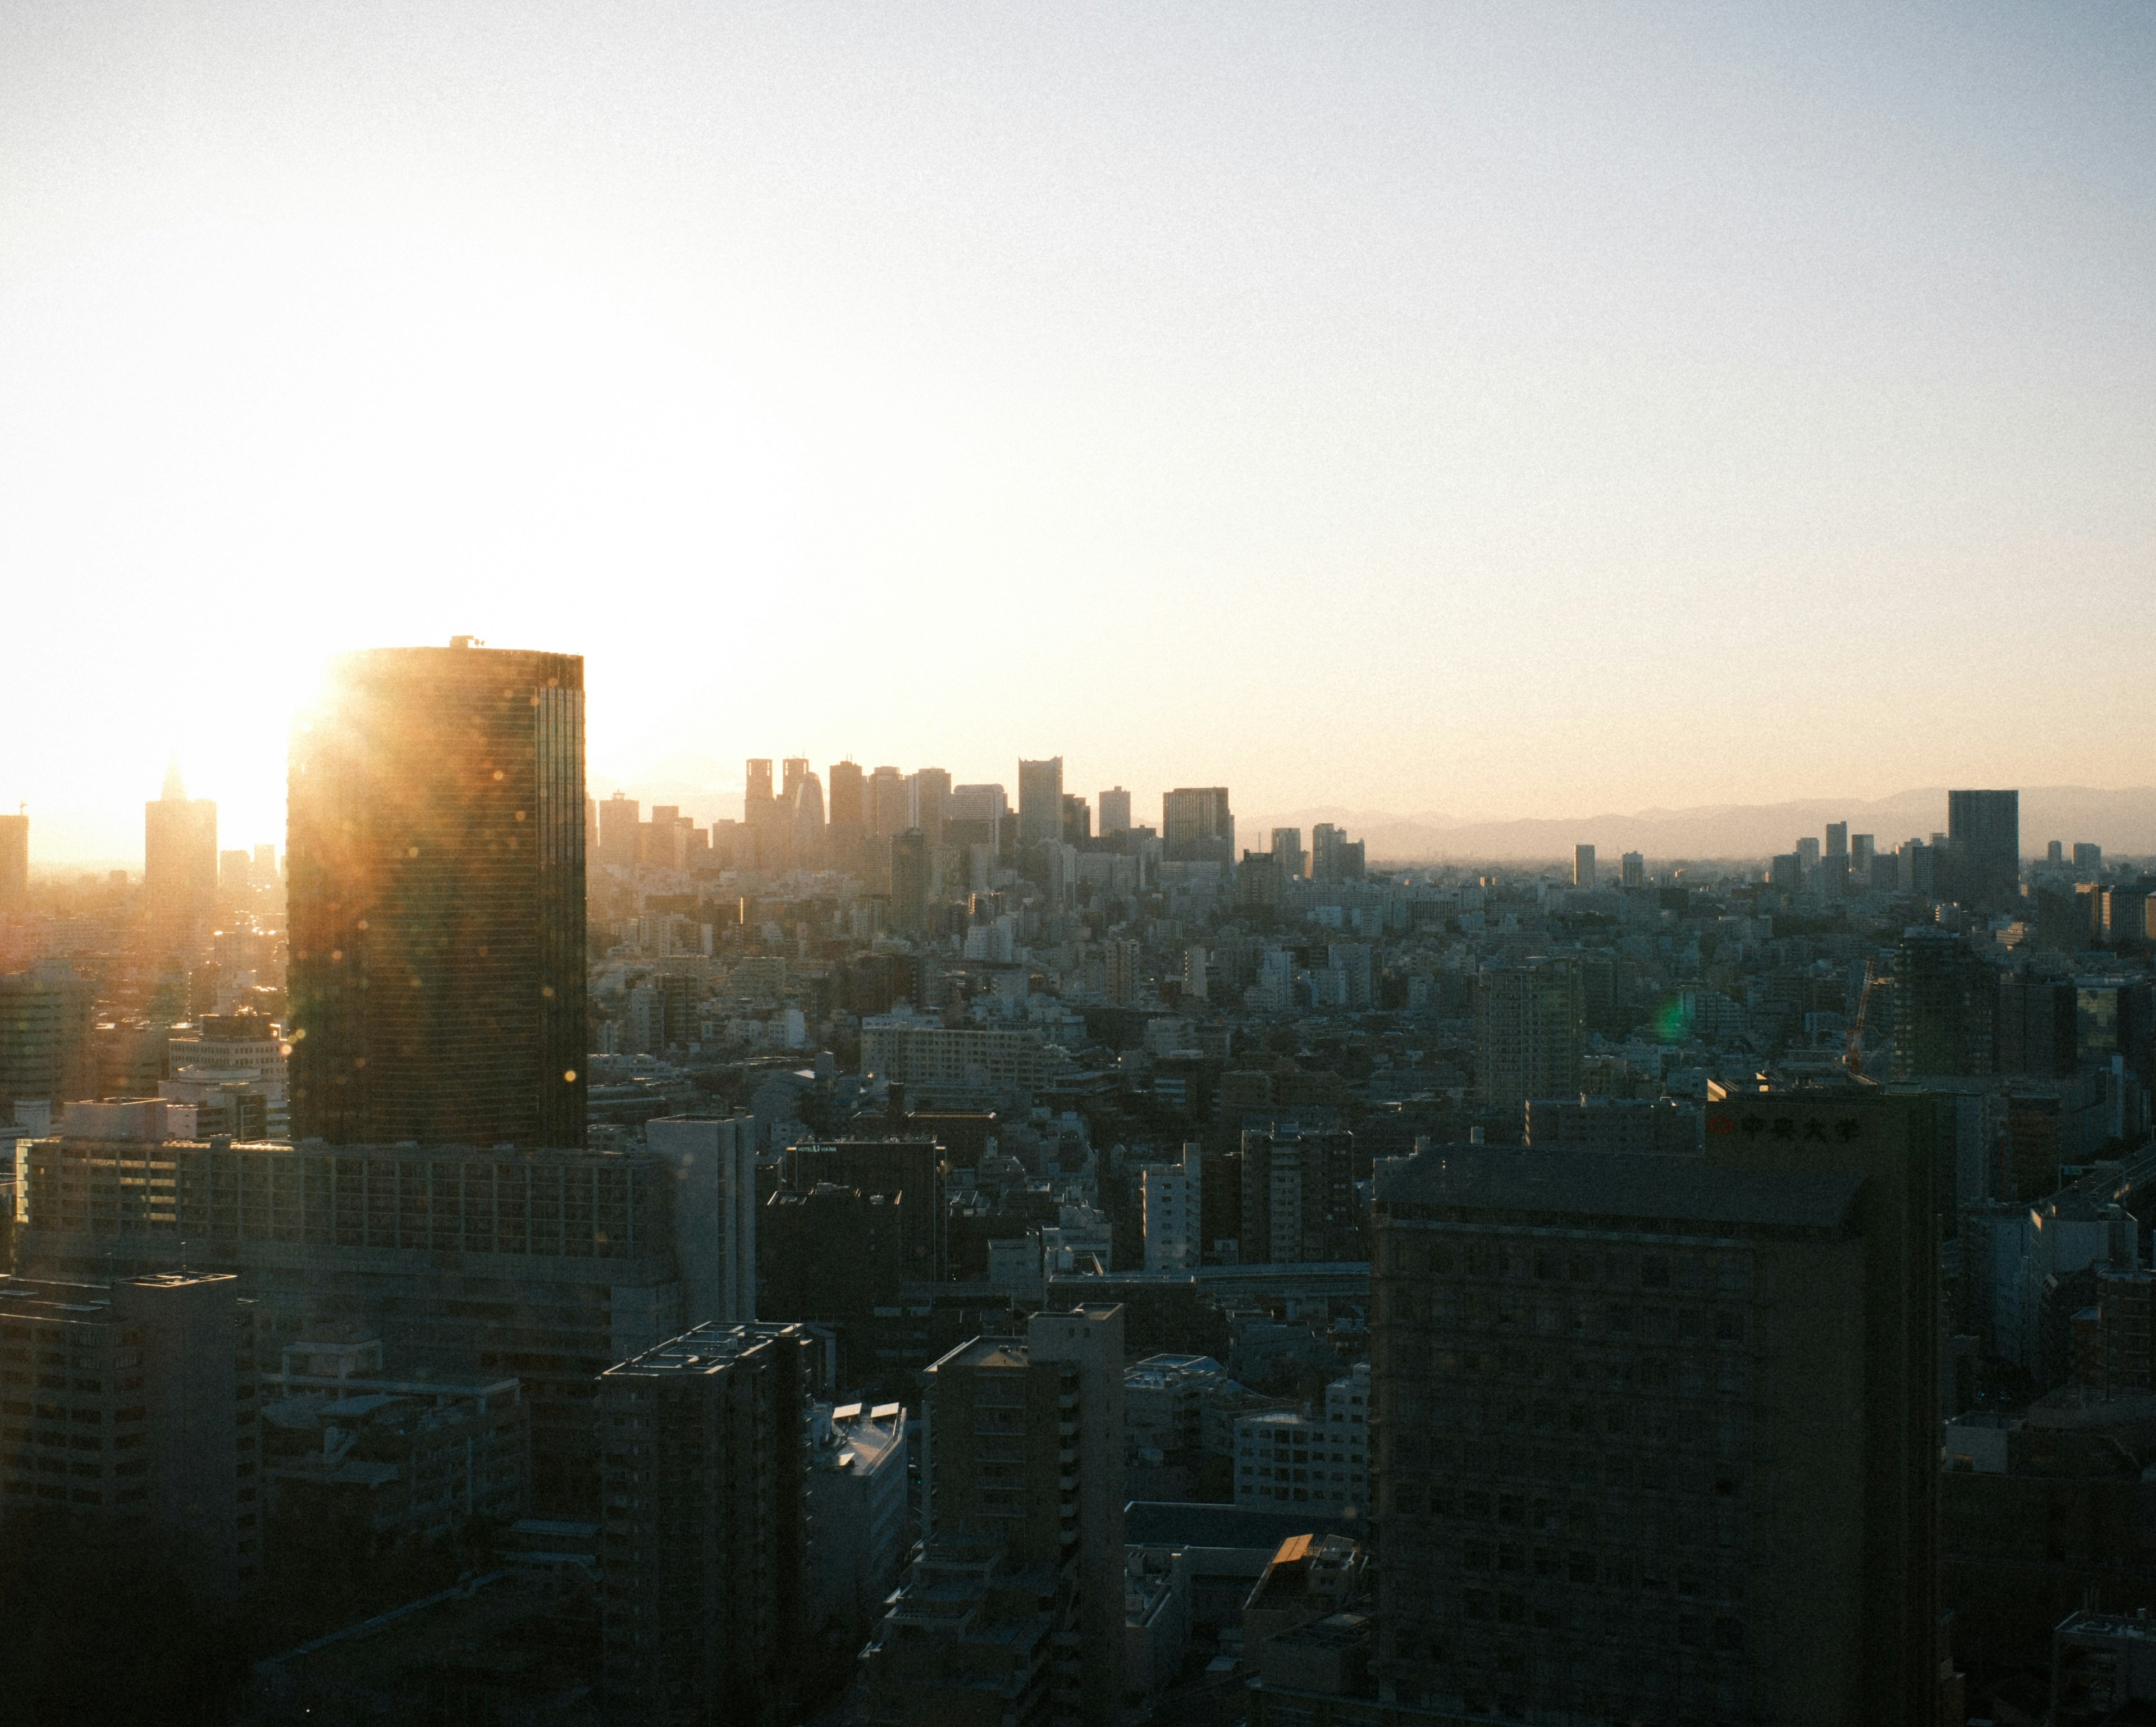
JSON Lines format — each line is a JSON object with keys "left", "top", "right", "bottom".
{"left": 1017, "top": 757, "right": 1064, "bottom": 851}
{"left": 1620, "top": 850, "right": 1645, "bottom": 889}
{"left": 1239, "top": 1126, "right": 1360, "bottom": 1264}
{"left": 599, "top": 1322, "right": 812, "bottom": 1727}
{"left": 1098, "top": 788, "right": 1132, "bottom": 837}
{"left": 890, "top": 828, "right": 929, "bottom": 934}
{"left": 0, "top": 810, "right": 27, "bottom": 903}
{"left": 1163, "top": 787, "right": 1234, "bottom": 866}
{"left": 1573, "top": 844, "right": 1597, "bottom": 889}
{"left": 1061, "top": 793, "right": 1090, "bottom": 846}
{"left": 1473, "top": 958, "right": 1583, "bottom": 1110}
{"left": 1852, "top": 834, "right": 1876, "bottom": 880}
{"left": 1271, "top": 828, "right": 1306, "bottom": 882}
{"left": 1104, "top": 937, "right": 1141, "bottom": 1006}
{"left": 781, "top": 757, "right": 810, "bottom": 802}
{"left": 871, "top": 1305, "right": 1125, "bottom": 1725}
{"left": 827, "top": 760, "right": 866, "bottom": 829}
{"left": 144, "top": 763, "right": 217, "bottom": 956}
{"left": 2075, "top": 841, "right": 2104, "bottom": 874}
{"left": 870, "top": 766, "right": 908, "bottom": 837}
{"left": 646, "top": 1116, "right": 757, "bottom": 1325}
{"left": 787, "top": 1138, "right": 948, "bottom": 1281}
{"left": 1371, "top": 1090, "right": 1944, "bottom": 1726}
{"left": 948, "top": 783, "right": 1008, "bottom": 860}
{"left": 1893, "top": 928, "right": 1998, "bottom": 1079}
{"left": 745, "top": 757, "right": 776, "bottom": 817}
{"left": 1826, "top": 821, "right": 1848, "bottom": 857}
{"left": 1141, "top": 1145, "right": 1202, "bottom": 1272}
{"left": 287, "top": 640, "right": 586, "bottom": 1149}
{"left": 0, "top": 968, "right": 95, "bottom": 1111}
{"left": 597, "top": 792, "right": 640, "bottom": 867}
{"left": 0, "top": 1269, "right": 257, "bottom": 1600}
{"left": 1311, "top": 823, "right": 1364, "bottom": 883}
{"left": 1948, "top": 789, "right": 2022, "bottom": 911}
{"left": 910, "top": 767, "right": 951, "bottom": 846}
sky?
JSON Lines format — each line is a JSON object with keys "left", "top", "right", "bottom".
{"left": 2, "top": 3, "right": 2152, "bottom": 864}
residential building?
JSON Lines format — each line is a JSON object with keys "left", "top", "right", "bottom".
{"left": 1474, "top": 957, "right": 1583, "bottom": 1112}
{"left": 806, "top": 1400, "right": 909, "bottom": 1647}
{"left": 860, "top": 1016, "right": 1055, "bottom": 1095}
{"left": 0, "top": 1269, "right": 257, "bottom": 1600}
{"left": 597, "top": 1322, "right": 813, "bottom": 1727}
{"left": 0, "top": 967, "right": 94, "bottom": 1112}
{"left": 1239, "top": 1126, "right": 1361, "bottom": 1264}
{"left": 1620, "top": 851, "right": 1645, "bottom": 889}
{"left": 287, "top": 639, "right": 587, "bottom": 1149}
{"left": 1234, "top": 1363, "right": 1371, "bottom": 1515}
{"left": 1893, "top": 929, "right": 1997, "bottom": 1079}
{"left": 1141, "top": 1145, "right": 1203, "bottom": 1272}
{"left": 1573, "top": 845, "right": 1596, "bottom": 890}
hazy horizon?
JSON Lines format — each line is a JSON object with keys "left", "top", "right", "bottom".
{"left": 4, "top": 6, "right": 2153, "bottom": 861}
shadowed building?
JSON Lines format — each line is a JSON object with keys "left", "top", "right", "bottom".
{"left": 144, "top": 763, "right": 217, "bottom": 957}
{"left": 287, "top": 639, "right": 586, "bottom": 1148}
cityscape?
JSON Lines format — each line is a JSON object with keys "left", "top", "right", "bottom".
{"left": 3, "top": 638, "right": 2156, "bottom": 1725}
{"left": 6, "top": 7, "right": 2154, "bottom": 1727}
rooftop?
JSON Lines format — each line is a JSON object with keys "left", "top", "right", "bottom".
{"left": 1375, "top": 1146, "right": 1862, "bottom": 1233}
{"left": 1125, "top": 1500, "right": 1361, "bottom": 1552}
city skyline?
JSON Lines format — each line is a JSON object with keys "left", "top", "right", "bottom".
{"left": 4, "top": 7, "right": 2154, "bottom": 861}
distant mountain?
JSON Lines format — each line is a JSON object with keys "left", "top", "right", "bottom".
{"left": 1242, "top": 788, "right": 2156, "bottom": 866}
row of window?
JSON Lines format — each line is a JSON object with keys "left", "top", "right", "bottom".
{"left": 1400, "top": 1241, "right": 1750, "bottom": 1295}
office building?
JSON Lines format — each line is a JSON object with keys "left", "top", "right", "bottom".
{"left": 0, "top": 811, "right": 28, "bottom": 902}
{"left": 597, "top": 792, "right": 640, "bottom": 867}
{"left": 911, "top": 766, "right": 952, "bottom": 845}
{"left": 1371, "top": 1090, "right": 1943, "bottom": 1726}
{"left": 144, "top": 763, "right": 217, "bottom": 957}
{"left": 1239, "top": 1126, "right": 1360, "bottom": 1265}
{"left": 1474, "top": 957, "right": 1583, "bottom": 1111}
{"left": 1620, "top": 850, "right": 1645, "bottom": 889}
{"left": 0, "top": 967, "right": 94, "bottom": 1111}
{"left": 827, "top": 759, "right": 867, "bottom": 830}
{"left": 1311, "top": 823, "right": 1365, "bottom": 884}
{"left": 16, "top": 1107, "right": 703, "bottom": 1515}
{"left": 1947, "top": 789, "right": 2022, "bottom": 912}
{"left": 1017, "top": 757, "right": 1065, "bottom": 851}
{"left": 287, "top": 639, "right": 586, "bottom": 1149}
{"left": 2075, "top": 842, "right": 2104, "bottom": 874}
{"left": 871, "top": 766, "right": 909, "bottom": 837}
{"left": 1141, "top": 1145, "right": 1203, "bottom": 1272}
{"left": 1573, "top": 845, "right": 1596, "bottom": 890}
{"left": 948, "top": 782, "right": 1008, "bottom": 860}
{"left": 1234, "top": 1363, "right": 1370, "bottom": 1515}
{"left": 1270, "top": 828, "right": 1306, "bottom": 882}
{"left": 890, "top": 828, "right": 929, "bottom": 933}
{"left": 1852, "top": 834, "right": 1876, "bottom": 880}
{"left": 0, "top": 1270, "right": 257, "bottom": 1601}
{"left": 1061, "top": 793, "right": 1090, "bottom": 846}
{"left": 598, "top": 1322, "right": 812, "bottom": 1727}
{"left": 1098, "top": 787, "right": 1132, "bottom": 837}
{"left": 1163, "top": 787, "right": 1235, "bottom": 867}
{"left": 1524, "top": 1095, "right": 1702, "bottom": 1155}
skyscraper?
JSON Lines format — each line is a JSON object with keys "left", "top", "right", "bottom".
{"left": 1162, "top": 786, "right": 1234, "bottom": 865}
{"left": 144, "top": 762, "right": 217, "bottom": 956}
{"left": 0, "top": 809, "right": 26, "bottom": 902}
{"left": 1573, "top": 843, "right": 1596, "bottom": 889}
{"left": 1620, "top": 849, "right": 1646, "bottom": 889}
{"left": 287, "top": 639, "right": 586, "bottom": 1148}
{"left": 597, "top": 792, "right": 640, "bottom": 867}
{"left": 910, "top": 766, "right": 951, "bottom": 846}
{"left": 826, "top": 759, "right": 866, "bottom": 829}
{"left": 1271, "top": 827, "right": 1305, "bottom": 881}
{"left": 1017, "top": 756, "right": 1063, "bottom": 850}
{"left": 1098, "top": 787, "right": 1132, "bottom": 836}
{"left": 1948, "top": 788, "right": 2022, "bottom": 911}
{"left": 870, "top": 765, "right": 908, "bottom": 837}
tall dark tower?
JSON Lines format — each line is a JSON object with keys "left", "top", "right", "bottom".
{"left": 287, "top": 639, "right": 586, "bottom": 1148}
{"left": 1946, "top": 788, "right": 2021, "bottom": 912}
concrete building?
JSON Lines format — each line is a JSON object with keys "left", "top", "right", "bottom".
{"left": 1163, "top": 787, "right": 1234, "bottom": 867}
{"left": 2052, "top": 1609, "right": 2156, "bottom": 1725}
{"left": 259, "top": 1328, "right": 527, "bottom": 1547}
{"left": 1017, "top": 757, "right": 1064, "bottom": 851}
{"left": 1947, "top": 788, "right": 2022, "bottom": 913}
{"left": 16, "top": 1107, "right": 702, "bottom": 1515}
{"left": 1234, "top": 1363, "right": 1371, "bottom": 1515}
{"left": 0, "top": 1269, "right": 257, "bottom": 1600}
{"left": 0, "top": 811, "right": 26, "bottom": 903}
{"left": 1240, "top": 1126, "right": 1360, "bottom": 1265}
{"left": 1097, "top": 788, "right": 1132, "bottom": 837}
{"left": 806, "top": 1399, "right": 908, "bottom": 1647}
{"left": 597, "top": 1322, "right": 813, "bottom": 1727}
{"left": 875, "top": 1305, "right": 1126, "bottom": 1726}
{"left": 1473, "top": 957, "right": 1583, "bottom": 1112}
{"left": 1370, "top": 1090, "right": 1944, "bottom": 1726}
{"left": 0, "top": 966, "right": 94, "bottom": 1113}
{"left": 1573, "top": 844, "right": 1596, "bottom": 890}
{"left": 860, "top": 1016, "right": 1054, "bottom": 1095}
{"left": 646, "top": 1115, "right": 757, "bottom": 1324}
{"left": 1141, "top": 1145, "right": 1203, "bottom": 1272}
{"left": 1524, "top": 1095, "right": 1703, "bottom": 1155}
{"left": 287, "top": 639, "right": 587, "bottom": 1149}
{"left": 1620, "top": 850, "right": 1645, "bottom": 889}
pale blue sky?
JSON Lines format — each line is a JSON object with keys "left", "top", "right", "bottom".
{"left": 2, "top": 4, "right": 2151, "bottom": 860}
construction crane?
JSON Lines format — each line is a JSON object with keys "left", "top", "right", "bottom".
{"left": 1844, "top": 958, "right": 1881, "bottom": 1078}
